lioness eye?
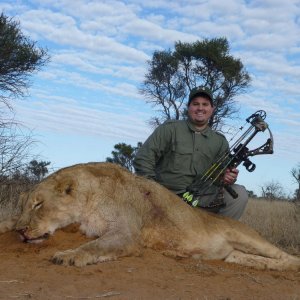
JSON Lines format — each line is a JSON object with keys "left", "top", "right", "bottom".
{"left": 33, "top": 202, "right": 43, "bottom": 210}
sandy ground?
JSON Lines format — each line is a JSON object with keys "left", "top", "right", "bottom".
{"left": 0, "top": 225, "right": 299, "bottom": 300}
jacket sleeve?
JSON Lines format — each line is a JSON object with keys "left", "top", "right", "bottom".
{"left": 133, "top": 123, "right": 172, "bottom": 180}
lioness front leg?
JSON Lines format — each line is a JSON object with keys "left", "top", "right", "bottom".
{"left": 52, "top": 233, "right": 141, "bottom": 267}
{"left": 52, "top": 241, "right": 112, "bottom": 267}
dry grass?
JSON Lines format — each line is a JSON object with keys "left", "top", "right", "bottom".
{"left": 0, "top": 182, "right": 32, "bottom": 221}
{"left": 240, "top": 198, "right": 300, "bottom": 255}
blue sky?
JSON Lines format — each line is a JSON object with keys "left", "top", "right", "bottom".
{"left": 1, "top": 0, "right": 299, "bottom": 197}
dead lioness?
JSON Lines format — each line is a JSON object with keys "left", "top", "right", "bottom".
{"left": 0, "top": 162, "right": 299, "bottom": 271}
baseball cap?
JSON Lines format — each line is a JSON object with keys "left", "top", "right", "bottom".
{"left": 188, "top": 86, "right": 213, "bottom": 106}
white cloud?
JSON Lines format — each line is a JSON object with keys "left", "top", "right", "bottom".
{"left": 122, "top": 18, "right": 198, "bottom": 43}
{"left": 14, "top": 94, "right": 152, "bottom": 142}
{"left": 242, "top": 33, "right": 298, "bottom": 51}
{"left": 242, "top": 52, "right": 300, "bottom": 78}
{"left": 19, "top": 9, "right": 149, "bottom": 62}
{"left": 52, "top": 50, "right": 146, "bottom": 82}
{"left": 186, "top": 21, "right": 245, "bottom": 40}
{"left": 37, "top": 68, "right": 142, "bottom": 100}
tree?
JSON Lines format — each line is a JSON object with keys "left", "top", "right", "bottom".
{"left": 27, "top": 160, "right": 51, "bottom": 182}
{"left": 247, "top": 190, "right": 257, "bottom": 198}
{"left": 0, "top": 118, "right": 35, "bottom": 180}
{"left": 0, "top": 12, "right": 50, "bottom": 181}
{"left": 0, "top": 12, "right": 49, "bottom": 108}
{"left": 140, "top": 37, "right": 251, "bottom": 130}
{"left": 106, "top": 142, "right": 142, "bottom": 173}
{"left": 291, "top": 163, "right": 300, "bottom": 201}
{"left": 0, "top": 13, "right": 50, "bottom": 208}
{"left": 261, "top": 180, "right": 285, "bottom": 200}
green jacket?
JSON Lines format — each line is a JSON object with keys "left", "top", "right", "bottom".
{"left": 133, "top": 119, "right": 229, "bottom": 194}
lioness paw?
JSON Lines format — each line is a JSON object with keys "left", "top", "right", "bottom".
{"left": 52, "top": 249, "right": 96, "bottom": 267}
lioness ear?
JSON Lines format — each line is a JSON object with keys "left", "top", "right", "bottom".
{"left": 55, "top": 177, "right": 76, "bottom": 195}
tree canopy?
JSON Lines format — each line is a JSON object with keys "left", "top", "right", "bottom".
{"left": 27, "top": 159, "right": 51, "bottom": 182}
{"left": 140, "top": 37, "right": 251, "bottom": 130}
{"left": 0, "top": 12, "right": 49, "bottom": 108}
{"left": 106, "top": 142, "right": 142, "bottom": 173}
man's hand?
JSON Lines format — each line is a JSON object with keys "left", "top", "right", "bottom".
{"left": 223, "top": 168, "right": 239, "bottom": 185}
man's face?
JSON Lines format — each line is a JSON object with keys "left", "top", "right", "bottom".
{"left": 187, "top": 97, "right": 214, "bottom": 129}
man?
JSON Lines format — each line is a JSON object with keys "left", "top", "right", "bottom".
{"left": 133, "top": 87, "right": 248, "bottom": 220}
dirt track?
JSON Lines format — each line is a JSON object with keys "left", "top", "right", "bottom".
{"left": 0, "top": 225, "right": 299, "bottom": 300}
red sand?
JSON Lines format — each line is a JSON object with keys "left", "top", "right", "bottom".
{"left": 0, "top": 225, "right": 299, "bottom": 300}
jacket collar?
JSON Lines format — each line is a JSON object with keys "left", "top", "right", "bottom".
{"left": 186, "top": 119, "right": 212, "bottom": 137}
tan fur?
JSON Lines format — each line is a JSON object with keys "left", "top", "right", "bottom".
{"left": 0, "top": 162, "right": 299, "bottom": 270}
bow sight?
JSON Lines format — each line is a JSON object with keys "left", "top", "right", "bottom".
{"left": 182, "top": 110, "right": 274, "bottom": 208}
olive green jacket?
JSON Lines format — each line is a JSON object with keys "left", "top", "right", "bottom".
{"left": 133, "top": 119, "right": 229, "bottom": 194}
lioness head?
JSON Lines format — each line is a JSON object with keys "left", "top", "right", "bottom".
{"left": 15, "top": 175, "right": 81, "bottom": 243}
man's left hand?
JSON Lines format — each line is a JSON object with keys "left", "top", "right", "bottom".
{"left": 223, "top": 168, "right": 239, "bottom": 185}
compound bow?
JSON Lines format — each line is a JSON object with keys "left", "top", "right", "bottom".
{"left": 182, "top": 110, "right": 274, "bottom": 209}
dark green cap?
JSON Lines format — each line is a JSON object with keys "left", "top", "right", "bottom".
{"left": 188, "top": 86, "right": 213, "bottom": 106}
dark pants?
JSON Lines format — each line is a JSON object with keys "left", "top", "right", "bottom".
{"left": 218, "top": 184, "right": 248, "bottom": 220}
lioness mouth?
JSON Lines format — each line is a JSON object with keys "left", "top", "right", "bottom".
{"left": 20, "top": 233, "right": 50, "bottom": 244}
